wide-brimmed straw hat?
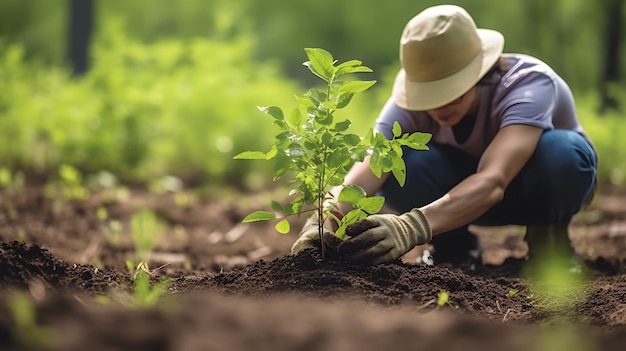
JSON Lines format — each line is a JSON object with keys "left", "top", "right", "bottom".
{"left": 392, "top": 5, "right": 504, "bottom": 111}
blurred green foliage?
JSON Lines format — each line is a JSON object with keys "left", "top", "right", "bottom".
{"left": 0, "top": 19, "right": 298, "bottom": 186}
{"left": 0, "top": 0, "right": 624, "bottom": 188}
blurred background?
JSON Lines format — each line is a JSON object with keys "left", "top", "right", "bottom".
{"left": 0, "top": 0, "right": 624, "bottom": 193}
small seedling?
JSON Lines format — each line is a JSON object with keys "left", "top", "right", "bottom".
{"left": 129, "top": 209, "right": 164, "bottom": 265}
{"left": 417, "top": 290, "right": 453, "bottom": 313}
{"left": 508, "top": 288, "right": 519, "bottom": 298}
{"left": 129, "top": 261, "right": 172, "bottom": 308}
{"left": 109, "top": 209, "right": 172, "bottom": 308}
{"left": 45, "top": 164, "right": 89, "bottom": 200}
{"left": 235, "top": 48, "right": 430, "bottom": 245}
{"left": 437, "top": 290, "right": 449, "bottom": 307}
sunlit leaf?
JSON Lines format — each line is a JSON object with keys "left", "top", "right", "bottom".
{"left": 242, "top": 211, "right": 276, "bottom": 222}
{"left": 333, "top": 119, "right": 351, "bottom": 132}
{"left": 403, "top": 132, "right": 432, "bottom": 149}
{"left": 392, "top": 121, "right": 402, "bottom": 138}
{"left": 357, "top": 196, "right": 385, "bottom": 214}
{"left": 391, "top": 157, "right": 407, "bottom": 186}
{"left": 369, "top": 150, "right": 383, "bottom": 178}
{"left": 257, "top": 106, "right": 284, "bottom": 120}
{"left": 287, "top": 109, "right": 303, "bottom": 127}
{"left": 336, "top": 92, "right": 354, "bottom": 109}
{"left": 275, "top": 219, "right": 290, "bottom": 234}
{"left": 304, "top": 48, "right": 335, "bottom": 82}
{"left": 233, "top": 151, "right": 267, "bottom": 160}
{"left": 437, "top": 291, "right": 449, "bottom": 306}
{"left": 339, "top": 80, "right": 376, "bottom": 94}
{"left": 338, "top": 184, "right": 367, "bottom": 204}
{"left": 335, "top": 59, "right": 363, "bottom": 76}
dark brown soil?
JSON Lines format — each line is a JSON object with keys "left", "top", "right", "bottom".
{"left": 1, "top": 185, "right": 626, "bottom": 351}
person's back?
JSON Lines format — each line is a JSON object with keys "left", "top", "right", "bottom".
{"left": 376, "top": 54, "right": 592, "bottom": 158}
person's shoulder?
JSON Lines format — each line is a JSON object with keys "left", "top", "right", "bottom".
{"left": 498, "top": 53, "right": 556, "bottom": 88}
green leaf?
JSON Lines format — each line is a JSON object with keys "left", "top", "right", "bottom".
{"left": 322, "top": 132, "right": 332, "bottom": 145}
{"left": 285, "top": 143, "right": 305, "bottom": 157}
{"left": 233, "top": 151, "right": 268, "bottom": 160}
{"left": 242, "top": 211, "right": 276, "bottom": 223}
{"left": 341, "top": 66, "right": 373, "bottom": 74}
{"left": 336, "top": 61, "right": 373, "bottom": 75}
{"left": 338, "top": 184, "right": 367, "bottom": 204}
{"left": 303, "top": 48, "right": 335, "bottom": 82}
{"left": 335, "top": 92, "right": 354, "bottom": 109}
{"left": 369, "top": 150, "right": 383, "bottom": 178}
{"left": 381, "top": 154, "right": 393, "bottom": 171}
{"left": 316, "top": 113, "right": 333, "bottom": 125}
{"left": 392, "top": 121, "right": 402, "bottom": 138}
{"left": 403, "top": 132, "right": 432, "bottom": 150}
{"left": 437, "top": 291, "right": 449, "bottom": 306}
{"left": 307, "top": 88, "right": 327, "bottom": 106}
{"left": 357, "top": 196, "right": 385, "bottom": 214}
{"left": 294, "top": 95, "right": 314, "bottom": 110}
{"left": 287, "top": 109, "right": 303, "bottom": 127}
{"left": 270, "top": 201, "right": 283, "bottom": 212}
{"left": 335, "top": 59, "right": 362, "bottom": 76}
{"left": 339, "top": 80, "right": 376, "bottom": 94}
{"left": 343, "top": 134, "right": 361, "bottom": 146}
{"left": 335, "top": 225, "right": 347, "bottom": 240}
{"left": 338, "top": 209, "right": 368, "bottom": 237}
{"left": 390, "top": 157, "right": 407, "bottom": 186}
{"left": 327, "top": 148, "right": 350, "bottom": 168}
{"left": 275, "top": 219, "right": 291, "bottom": 234}
{"left": 333, "top": 119, "right": 351, "bottom": 132}
{"left": 258, "top": 106, "right": 284, "bottom": 120}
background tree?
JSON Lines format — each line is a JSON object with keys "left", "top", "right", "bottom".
{"left": 599, "top": 0, "right": 624, "bottom": 113}
{"left": 67, "top": 0, "right": 94, "bottom": 76}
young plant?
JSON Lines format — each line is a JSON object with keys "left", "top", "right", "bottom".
{"left": 235, "top": 48, "right": 430, "bottom": 243}
{"left": 121, "top": 210, "right": 171, "bottom": 308}
{"left": 44, "top": 164, "right": 89, "bottom": 201}
{"left": 128, "top": 209, "right": 164, "bottom": 266}
{"left": 129, "top": 261, "right": 172, "bottom": 308}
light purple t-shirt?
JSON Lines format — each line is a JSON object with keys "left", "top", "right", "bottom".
{"left": 375, "top": 54, "right": 591, "bottom": 158}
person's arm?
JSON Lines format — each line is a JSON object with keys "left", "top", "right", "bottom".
{"left": 422, "top": 124, "right": 543, "bottom": 235}
{"left": 337, "top": 124, "right": 544, "bottom": 264}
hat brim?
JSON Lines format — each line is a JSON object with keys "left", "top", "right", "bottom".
{"left": 393, "top": 29, "right": 505, "bottom": 111}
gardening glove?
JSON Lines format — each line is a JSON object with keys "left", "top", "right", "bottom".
{"left": 291, "top": 211, "right": 343, "bottom": 255}
{"left": 338, "top": 208, "right": 432, "bottom": 265}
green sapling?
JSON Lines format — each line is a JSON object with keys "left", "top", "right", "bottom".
{"left": 235, "top": 48, "right": 430, "bottom": 247}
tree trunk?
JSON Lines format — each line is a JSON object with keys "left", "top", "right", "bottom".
{"left": 68, "top": 0, "right": 93, "bottom": 77}
{"left": 599, "top": 0, "right": 623, "bottom": 114}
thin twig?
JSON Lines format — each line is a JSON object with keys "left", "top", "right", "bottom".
{"left": 73, "top": 295, "right": 88, "bottom": 307}
{"left": 502, "top": 308, "right": 512, "bottom": 323}
{"left": 415, "top": 299, "right": 436, "bottom": 313}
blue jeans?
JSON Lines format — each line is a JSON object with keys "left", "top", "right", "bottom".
{"left": 380, "top": 129, "right": 598, "bottom": 228}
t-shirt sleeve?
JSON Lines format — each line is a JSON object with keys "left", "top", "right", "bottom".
{"left": 374, "top": 97, "right": 432, "bottom": 139}
{"left": 497, "top": 72, "right": 556, "bottom": 130}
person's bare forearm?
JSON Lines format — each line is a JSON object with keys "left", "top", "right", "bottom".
{"left": 421, "top": 173, "right": 505, "bottom": 235}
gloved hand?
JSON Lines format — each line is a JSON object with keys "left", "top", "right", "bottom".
{"left": 291, "top": 211, "right": 343, "bottom": 255}
{"left": 337, "top": 208, "right": 432, "bottom": 264}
